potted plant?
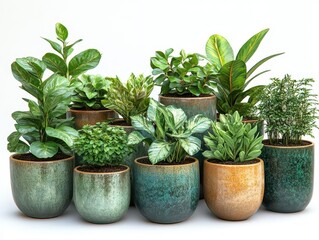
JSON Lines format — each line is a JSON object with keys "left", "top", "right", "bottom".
{"left": 73, "top": 122, "right": 131, "bottom": 224}
{"left": 7, "top": 57, "right": 78, "bottom": 218}
{"left": 128, "top": 99, "right": 211, "bottom": 223}
{"left": 202, "top": 111, "right": 264, "bottom": 221}
{"left": 68, "top": 74, "right": 118, "bottom": 129}
{"left": 258, "top": 74, "right": 318, "bottom": 213}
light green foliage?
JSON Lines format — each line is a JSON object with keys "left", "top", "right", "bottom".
{"left": 151, "top": 49, "right": 216, "bottom": 96}
{"left": 259, "top": 75, "right": 319, "bottom": 145}
{"left": 42, "top": 23, "right": 101, "bottom": 81}
{"left": 205, "top": 29, "right": 284, "bottom": 117}
{"left": 73, "top": 122, "right": 132, "bottom": 166}
{"left": 102, "top": 74, "right": 154, "bottom": 124}
{"left": 128, "top": 99, "right": 211, "bottom": 164}
{"left": 70, "top": 74, "right": 111, "bottom": 110}
{"left": 7, "top": 57, "right": 78, "bottom": 159}
{"left": 203, "top": 111, "right": 263, "bottom": 162}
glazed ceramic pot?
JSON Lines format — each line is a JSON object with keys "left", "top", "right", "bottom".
{"left": 203, "top": 158, "right": 264, "bottom": 221}
{"left": 260, "top": 140, "right": 314, "bottom": 213}
{"left": 10, "top": 154, "right": 74, "bottom": 218}
{"left": 134, "top": 156, "right": 199, "bottom": 224}
{"left": 73, "top": 165, "right": 130, "bottom": 224}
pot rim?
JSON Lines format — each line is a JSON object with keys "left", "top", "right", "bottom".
{"left": 109, "top": 118, "right": 133, "bottom": 129}
{"left": 134, "top": 156, "right": 198, "bottom": 167}
{"left": 74, "top": 164, "right": 130, "bottom": 175}
{"left": 158, "top": 94, "right": 216, "bottom": 100}
{"left": 204, "top": 158, "right": 263, "bottom": 168}
{"left": 10, "top": 153, "right": 74, "bottom": 164}
{"left": 262, "top": 140, "right": 314, "bottom": 149}
{"left": 68, "top": 108, "right": 113, "bottom": 113}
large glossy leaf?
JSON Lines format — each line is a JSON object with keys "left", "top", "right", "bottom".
{"left": 30, "top": 141, "right": 58, "bottom": 158}
{"left": 237, "top": 85, "right": 265, "bottom": 105}
{"left": 27, "top": 99, "right": 41, "bottom": 116}
{"left": 7, "top": 132, "right": 29, "bottom": 153}
{"left": 148, "top": 141, "right": 173, "bottom": 164}
{"left": 12, "top": 111, "right": 37, "bottom": 121}
{"left": 42, "top": 53, "right": 67, "bottom": 76}
{"left": 55, "top": 23, "right": 68, "bottom": 41}
{"left": 69, "top": 49, "right": 101, "bottom": 77}
{"left": 11, "top": 61, "right": 41, "bottom": 87}
{"left": 131, "top": 115, "right": 155, "bottom": 136}
{"left": 15, "top": 124, "right": 38, "bottom": 134}
{"left": 166, "top": 105, "right": 187, "bottom": 129}
{"left": 42, "top": 74, "right": 69, "bottom": 95}
{"left": 42, "top": 38, "right": 62, "bottom": 53}
{"left": 16, "top": 57, "right": 46, "bottom": 78}
{"left": 179, "top": 136, "right": 201, "bottom": 156}
{"left": 206, "top": 34, "right": 234, "bottom": 69}
{"left": 186, "top": 114, "right": 211, "bottom": 134}
{"left": 46, "top": 126, "right": 78, "bottom": 147}
{"left": 218, "top": 60, "right": 246, "bottom": 92}
{"left": 156, "top": 105, "right": 176, "bottom": 133}
{"left": 236, "top": 29, "right": 269, "bottom": 63}
{"left": 128, "top": 131, "right": 146, "bottom": 145}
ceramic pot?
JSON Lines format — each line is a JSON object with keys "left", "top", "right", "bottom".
{"left": 73, "top": 165, "right": 130, "bottom": 224}
{"left": 10, "top": 154, "right": 74, "bottom": 218}
{"left": 134, "top": 156, "right": 199, "bottom": 224}
{"left": 203, "top": 158, "right": 264, "bottom": 221}
{"left": 260, "top": 140, "right": 314, "bottom": 213}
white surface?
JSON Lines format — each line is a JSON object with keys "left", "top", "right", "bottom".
{"left": 0, "top": 0, "right": 318, "bottom": 239}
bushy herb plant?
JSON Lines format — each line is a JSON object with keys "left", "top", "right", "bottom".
{"left": 102, "top": 74, "right": 154, "bottom": 125}
{"left": 151, "top": 48, "right": 216, "bottom": 96}
{"left": 73, "top": 122, "right": 132, "bottom": 166}
{"left": 128, "top": 99, "right": 211, "bottom": 164}
{"left": 203, "top": 111, "right": 263, "bottom": 162}
{"left": 259, "top": 74, "right": 318, "bottom": 145}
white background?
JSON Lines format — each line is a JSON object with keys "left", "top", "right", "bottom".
{"left": 0, "top": 0, "right": 318, "bottom": 239}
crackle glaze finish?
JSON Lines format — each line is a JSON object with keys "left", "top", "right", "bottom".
{"left": 10, "top": 154, "right": 74, "bottom": 219}
{"left": 134, "top": 156, "right": 200, "bottom": 224}
{"left": 204, "top": 159, "right": 264, "bottom": 221}
{"left": 260, "top": 141, "right": 314, "bottom": 213}
{"left": 73, "top": 165, "right": 130, "bottom": 224}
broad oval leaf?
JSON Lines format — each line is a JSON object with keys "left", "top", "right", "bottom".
{"left": 130, "top": 115, "right": 155, "bottom": 136}
{"left": 11, "top": 61, "right": 41, "bottom": 87}
{"left": 46, "top": 126, "right": 78, "bottom": 147}
{"left": 42, "top": 74, "right": 69, "bottom": 95}
{"left": 148, "top": 140, "right": 173, "bottom": 164}
{"left": 218, "top": 60, "right": 247, "bottom": 92}
{"left": 42, "top": 53, "right": 67, "bottom": 76}
{"left": 166, "top": 105, "right": 187, "bottom": 129}
{"left": 179, "top": 136, "right": 201, "bottom": 156}
{"left": 28, "top": 99, "right": 41, "bottom": 117}
{"left": 42, "top": 38, "right": 62, "bottom": 53}
{"left": 55, "top": 23, "right": 68, "bottom": 41}
{"left": 186, "top": 115, "right": 211, "bottom": 134}
{"left": 30, "top": 141, "right": 59, "bottom": 158}
{"left": 146, "top": 98, "right": 159, "bottom": 122}
{"left": 128, "top": 131, "right": 146, "bottom": 145}
{"left": 69, "top": 49, "right": 101, "bottom": 77}
{"left": 16, "top": 57, "right": 46, "bottom": 79}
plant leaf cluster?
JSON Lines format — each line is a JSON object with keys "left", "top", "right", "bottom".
{"left": 203, "top": 111, "right": 263, "bottom": 162}
{"left": 128, "top": 99, "right": 211, "bottom": 164}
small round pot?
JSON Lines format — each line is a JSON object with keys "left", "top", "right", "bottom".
{"left": 134, "top": 156, "right": 200, "bottom": 224}
{"left": 10, "top": 154, "right": 74, "bottom": 218}
{"left": 204, "top": 158, "right": 264, "bottom": 221}
{"left": 73, "top": 165, "right": 130, "bottom": 224}
{"left": 260, "top": 140, "right": 314, "bottom": 213}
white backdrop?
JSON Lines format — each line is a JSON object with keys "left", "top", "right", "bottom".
{"left": 1, "top": 0, "right": 318, "bottom": 239}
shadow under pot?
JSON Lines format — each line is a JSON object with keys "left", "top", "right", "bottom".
{"left": 10, "top": 153, "right": 74, "bottom": 218}
{"left": 133, "top": 156, "right": 200, "bottom": 224}
{"left": 203, "top": 158, "right": 264, "bottom": 221}
{"left": 260, "top": 140, "right": 314, "bottom": 213}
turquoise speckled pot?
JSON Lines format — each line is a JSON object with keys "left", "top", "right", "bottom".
{"left": 73, "top": 165, "right": 130, "bottom": 224}
{"left": 10, "top": 154, "right": 74, "bottom": 218}
{"left": 134, "top": 156, "right": 200, "bottom": 224}
{"left": 260, "top": 140, "right": 314, "bottom": 213}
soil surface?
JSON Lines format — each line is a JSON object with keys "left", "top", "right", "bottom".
{"left": 138, "top": 157, "right": 194, "bottom": 165}
{"left": 13, "top": 153, "right": 70, "bottom": 161}
{"left": 109, "top": 119, "right": 131, "bottom": 126}
{"left": 78, "top": 165, "right": 127, "bottom": 173}
{"left": 161, "top": 93, "right": 212, "bottom": 98}
{"left": 207, "top": 159, "right": 260, "bottom": 165}
{"left": 263, "top": 139, "right": 311, "bottom": 146}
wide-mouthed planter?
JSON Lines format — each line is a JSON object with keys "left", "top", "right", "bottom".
{"left": 10, "top": 154, "right": 74, "bottom": 219}
{"left": 134, "top": 156, "right": 199, "bottom": 224}
{"left": 73, "top": 165, "right": 130, "bottom": 224}
{"left": 260, "top": 140, "right": 314, "bottom": 213}
{"left": 204, "top": 158, "right": 264, "bottom": 221}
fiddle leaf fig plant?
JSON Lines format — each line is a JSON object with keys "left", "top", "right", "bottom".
{"left": 7, "top": 57, "right": 78, "bottom": 159}
{"left": 42, "top": 22, "right": 101, "bottom": 81}
{"left": 203, "top": 111, "right": 263, "bottom": 162}
{"left": 128, "top": 99, "right": 211, "bottom": 164}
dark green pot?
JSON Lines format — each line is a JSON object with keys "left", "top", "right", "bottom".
{"left": 73, "top": 165, "right": 130, "bottom": 224}
{"left": 260, "top": 140, "right": 314, "bottom": 213}
{"left": 10, "top": 154, "right": 74, "bottom": 218}
{"left": 134, "top": 156, "right": 200, "bottom": 224}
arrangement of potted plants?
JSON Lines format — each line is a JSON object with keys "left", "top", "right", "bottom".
{"left": 202, "top": 111, "right": 264, "bottom": 221}
{"left": 73, "top": 122, "right": 131, "bottom": 223}
{"left": 7, "top": 57, "right": 78, "bottom": 218}
{"left": 128, "top": 99, "right": 211, "bottom": 223}
{"left": 258, "top": 74, "right": 318, "bottom": 213}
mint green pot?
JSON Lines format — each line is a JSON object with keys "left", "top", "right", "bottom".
{"left": 10, "top": 154, "right": 74, "bottom": 218}
{"left": 73, "top": 165, "right": 130, "bottom": 224}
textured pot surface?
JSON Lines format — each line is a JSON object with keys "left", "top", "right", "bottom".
{"left": 134, "top": 156, "right": 199, "bottom": 224}
{"left": 204, "top": 159, "right": 264, "bottom": 221}
{"left": 260, "top": 141, "right": 314, "bottom": 213}
{"left": 10, "top": 154, "right": 74, "bottom": 219}
{"left": 73, "top": 165, "right": 130, "bottom": 224}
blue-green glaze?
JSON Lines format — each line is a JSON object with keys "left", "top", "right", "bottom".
{"left": 134, "top": 156, "right": 200, "bottom": 224}
{"left": 260, "top": 141, "right": 314, "bottom": 213}
{"left": 10, "top": 154, "right": 74, "bottom": 218}
{"left": 73, "top": 165, "right": 130, "bottom": 224}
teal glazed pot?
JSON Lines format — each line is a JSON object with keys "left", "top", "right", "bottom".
{"left": 260, "top": 140, "right": 314, "bottom": 213}
{"left": 134, "top": 156, "right": 200, "bottom": 224}
{"left": 10, "top": 154, "right": 74, "bottom": 218}
{"left": 73, "top": 165, "right": 130, "bottom": 224}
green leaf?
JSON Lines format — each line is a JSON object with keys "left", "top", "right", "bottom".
{"left": 189, "top": 86, "right": 201, "bottom": 96}
{"left": 42, "top": 74, "right": 69, "bottom": 95}
{"left": 180, "top": 136, "right": 201, "bottom": 156}
{"left": 46, "top": 126, "right": 78, "bottom": 147}
{"left": 166, "top": 105, "right": 187, "bottom": 129}
{"left": 69, "top": 49, "right": 101, "bottom": 77}
{"left": 148, "top": 141, "right": 173, "bottom": 164}
{"left": 7, "top": 132, "right": 29, "bottom": 153}
{"left": 15, "top": 124, "right": 37, "bottom": 134}
{"left": 218, "top": 60, "right": 247, "bottom": 92}
{"left": 63, "top": 39, "right": 83, "bottom": 56}
{"left": 147, "top": 98, "right": 158, "bottom": 122}
{"left": 11, "top": 61, "right": 41, "bottom": 87}
{"left": 128, "top": 131, "right": 146, "bottom": 145}
{"left": 165, "top": 48, "right": 174, "bottom": 57}
{"left": 28, "top": 99, "right": 41, "bottom": 116}
{"left": 131, "top": 115, "right": 155, "bottom": 135}
{"left": 186, "top": 115, "right": 211, "bottom": 134}
{"left": 30, "top": 141, "right": 59, "bottom": 158}
{"left": 42, "top": 38, "right": 62, "bottom": 53}
{"left": 16, "top": 57, "right": 46, "bottom": 79}
{"left": 42, "top": 53, "right": 67, "bottom": 76}
{"left": 55, "top": 23, "right": 68, "bottom": 41}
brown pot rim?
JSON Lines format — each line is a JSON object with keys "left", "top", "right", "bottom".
{"left": 10, "top": 153, "right": 74, "bottom": 164}
{"left": 204, "top": 158, "right": 263, "bottom": 168}
{"left": 262, "top": 140, "right": 314, "bottom": 149}
{"left": 74, "top": 165, "right": 130, "bottom": 175}
{"left": 134, "top": 156, "right": 198, "bottom": 167}
{"left": 109, "top": 118, "right": 133, "bottom": 129}
{"left": 68, "top": 108, "right": 113, "bottom": 113}
{"left": 158, "top": 94, "right": 216, "bottom": 100}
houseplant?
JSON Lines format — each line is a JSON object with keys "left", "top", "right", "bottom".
{"left": 128, "top": 99, "right": 211, "bottom": 223}
{"left": 258, "top": 74, "right": 318, "bottom": 212}
{"left": 73, "top": 122, "right": 131, "bottom": 224}
{"left": 8, "top": 57, "right": 78, "bottom": 218}
{"left": 203, "top": 111, "right": 264, "bottom": 221}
